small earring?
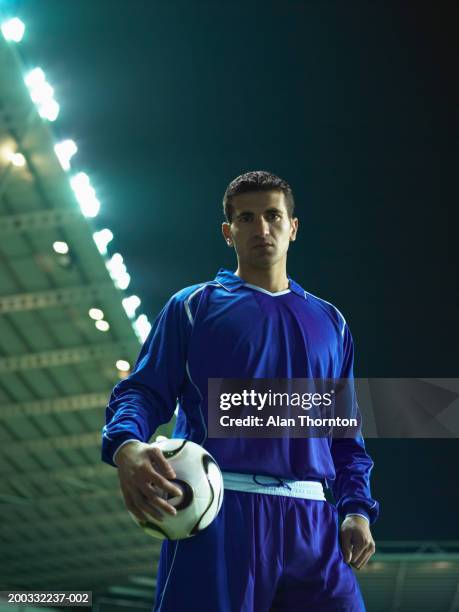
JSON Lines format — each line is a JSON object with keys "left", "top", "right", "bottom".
{"left": 227, "top": 240, "right": 232, "bottom": 245}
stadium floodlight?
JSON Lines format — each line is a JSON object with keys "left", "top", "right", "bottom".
{"left": 79, "top": 196, "right": 100, "bottom": 218}
{"left": 54, "top": 140, "right": 77, "bottom": 171}
{"left": 93, "top": 228, "right": 113, "bottom": 255}
{"left": 116, "top": 272, "right": 131, "bottom": 290}
{"left": 11, "top": 153, "right": 26, "bottom": 166}
{"left": 109, "top": 253, "right": 123, "bottom": 267}
{"left": 106, "top": 253, "right": 131, "bottom": 289}
{"left": 70, "top": 172, "right": 90, "bottom": 190}
{"left": 1, "top": 18, "right": 25, "bottom": 42}
{"left": 133, "top": 314, "right": 152, "bottom": 343}
{"left": 24, "top": 67, "right": 60, "bottom": 122}
{"left": 6, "top": 151, "right": 26, "bottom": 167}
{"left": 53, "top": 241, "right": 69, "bottom": 254}
{"left": 95, "top": 320, "right": 110, "bottom": 332}
{"left": 38, "top": 98, "right": 60, "bottom": 122}
{"left": 70, "top": 172, "right": 100, "bottom": 217}
{"left": 89, "top": 308, "right": 104, "bottom": 320}
{"left": 24, "top": 67, "right": 46, "bottom": 88}
{"left": 116, "top": 359, "right": 130, "bottom": 372}
{"left": 122, "top": 295, "right": 141, "bottom": 319}
{"left": 106, "top": 252, "right": 125, "bottom": 275}
{"left": 30, "top": 81, "right": 54, "bottom": 104}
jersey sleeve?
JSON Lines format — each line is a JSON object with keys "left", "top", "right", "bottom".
{"left": 101, "top": 293, "right": 191, "bottom": 467}
{"left": 330, "top": 323, "right": 380, "bottom": 523}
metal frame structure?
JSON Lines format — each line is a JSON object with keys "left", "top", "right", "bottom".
{"left": 0, "top": 20, "right": 162, "bottom": 607}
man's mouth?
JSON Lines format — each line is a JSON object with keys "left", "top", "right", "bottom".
{"left": 252, "top": 243, "right": 274, "bottom": 249}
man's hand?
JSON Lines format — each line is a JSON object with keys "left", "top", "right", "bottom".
{"left": 115, "top": 440, "right": 183, "bottom": 523}
{"left": 339, "top": 515, "right": 376, "bottom": 570}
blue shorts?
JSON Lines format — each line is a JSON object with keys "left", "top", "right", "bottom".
{"left": 154, "top": 490, "right": 365, "bottom": 611}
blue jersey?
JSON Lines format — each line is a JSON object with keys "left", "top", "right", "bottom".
{"left": 102, "top": 268, "right": 379, "bottom": 523}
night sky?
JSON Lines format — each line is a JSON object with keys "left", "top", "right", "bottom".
{"left": 9, "top": 0, "right": 459, "bottom": 539}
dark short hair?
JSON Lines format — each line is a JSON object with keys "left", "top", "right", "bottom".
{"left": 223, "top": 170, "right": 295, "bottom": 222}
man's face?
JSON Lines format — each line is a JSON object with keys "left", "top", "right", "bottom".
{"left": 222, "top": 190, "right": 298, "bottom": 269}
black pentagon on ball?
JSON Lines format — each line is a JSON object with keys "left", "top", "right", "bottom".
{"left": 170, "top": 479, "right": 194, "bottom": 511}
{"left": 162, "top": 439, "right": 187, "bottom": 459}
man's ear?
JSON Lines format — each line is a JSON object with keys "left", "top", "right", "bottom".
{"left": 290, "top": 217, "right": 298, "bottom": 242}
{"left": 222, "top": 222, "right": 233, "bottom": 246}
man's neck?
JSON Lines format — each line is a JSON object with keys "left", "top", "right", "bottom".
{"left": 234, "top": 262, "right": 289, "bottom": 293}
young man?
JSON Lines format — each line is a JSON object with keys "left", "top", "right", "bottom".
{"left": 101, "top": 171, "right": 379, "bottom": 611}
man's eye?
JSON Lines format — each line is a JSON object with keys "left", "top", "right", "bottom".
{"left": 267, "top": 213, "right": 281, "bottom": 221}
{"left": 240, "top": 215, "right": 252, "bottom": 222}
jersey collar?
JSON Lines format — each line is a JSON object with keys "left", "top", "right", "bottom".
{"left": 215, "top": 268, "right": 307, "bottom": 299}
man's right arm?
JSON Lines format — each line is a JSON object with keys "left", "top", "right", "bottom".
{"left": 101, "top": 293, "right": 191, "bottom": 467}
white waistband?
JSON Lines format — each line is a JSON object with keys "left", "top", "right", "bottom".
{"left": 222, "top": 471, "right": 326, "bottom": 501}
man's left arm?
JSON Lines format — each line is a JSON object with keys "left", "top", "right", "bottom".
{"left": 330, "top": 322, "right": 380, "bottom": 569}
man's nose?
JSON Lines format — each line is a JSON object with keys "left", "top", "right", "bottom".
{"left": 254, "top": 216, "right": 270, "bottom": 236}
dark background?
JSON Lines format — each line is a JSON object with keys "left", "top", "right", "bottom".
{"left": 13, "top": 0, "right": 459, "bottom": 540}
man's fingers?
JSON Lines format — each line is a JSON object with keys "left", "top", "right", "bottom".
{"left": 355, "top": 551, "right": 373, "bottom": 570}
{"left": 126, "top": 458, "right": 182, "bottom": 498}
{"left": 340, "top": 519, "right": 376, "bottom": 569}
{"left": 148, "top": 446, "right": 176, "bottom": 479}
{"left": 353, "top": 551, "right": 370, "bottom": 570}
{"left": 118, "top": 445, "right": 182, "bottom": 519}
{"left": 350, "top": 540, "right": 365, "bottom": 565}
{"left": 124, "top": 490, "right": 149, "bottom": 523}
{"left": 132, "top": 491, "right": 166, "bottom": 522}
{"left": 124, "top": 485, "right": 168, "bottom": 522}
{"left": 141, "top": 487, "right": 178, "bottom": 516}
{"left": 352, "top": 541, "right": 376, "bottom": 570}
{"left": 352, "top": 545, "right": 369, "bottom": 567}
{"left": 339, "top": 530, "right": 353, "bottom": 564}
{"left": 141, "top": 506, "right": 164, "bottom": 522}
{"left": 147, "top": 472, "right": 183, "bottom": 498}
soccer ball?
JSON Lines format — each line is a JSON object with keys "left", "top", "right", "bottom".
{"left": 129, "top": 438, "right": 224, "bottom": 540}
